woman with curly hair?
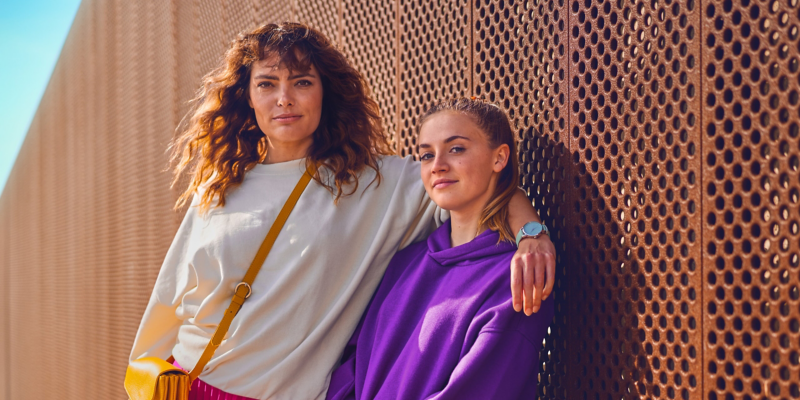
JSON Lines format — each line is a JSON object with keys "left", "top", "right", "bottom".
{"left": 129, "top": 22, "right": 555, "bottom": 400}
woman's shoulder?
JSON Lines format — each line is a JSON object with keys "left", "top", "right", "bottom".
{"left": 374, "top": 155, "right": 419, "bottom": 180}
{"left": 346, "top": 155, "right": 424, "bottom": 198}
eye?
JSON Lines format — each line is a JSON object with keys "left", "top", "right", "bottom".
{"left": 296, "top": 79, "right": 312, "bottom": 86}
{"left": 450, "top": 145, "right": 466, "bottom": 154}
{"left": 420, "top": 152, "right": 434, "bottom": 161}
{"left": 257, "top": 81, "right": 273, "bottom": 88}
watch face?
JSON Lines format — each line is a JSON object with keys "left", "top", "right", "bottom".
{"left": 525, "top": 222, "right": 543, "bottom": 236}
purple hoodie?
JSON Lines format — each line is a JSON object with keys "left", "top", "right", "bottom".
{"left": 326, "top": 221, "right": 554, "bottom": 400}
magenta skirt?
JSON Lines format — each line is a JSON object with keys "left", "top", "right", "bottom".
{"left": 173, "top": 360, "right": 258, "bottom": 400}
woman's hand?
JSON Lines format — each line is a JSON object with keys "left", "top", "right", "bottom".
{"left": 511, "top": 234, "right": 556, "bottom": 315}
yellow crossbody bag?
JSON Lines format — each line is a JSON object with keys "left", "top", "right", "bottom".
{"left": 124, "top": 166, "right": 316, "bottom": 400}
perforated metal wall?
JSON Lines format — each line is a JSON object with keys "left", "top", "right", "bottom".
{"left": 565, "top": 0, "right": 705, "bottom": 398}
{"left": 397, "top": 0, "right": 472, "bottom": 157}
{"left": 1, "top": 0, "right": 799, "bottom": 399}
{"left": 703, "top": 0, "right": 800, "bottom": 398}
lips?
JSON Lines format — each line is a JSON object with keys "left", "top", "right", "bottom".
{"left": 273, "top": 113, "right": 302, "bottom": 122}
{"left": 432, "top": 178, "right": 457, "bottom": 189}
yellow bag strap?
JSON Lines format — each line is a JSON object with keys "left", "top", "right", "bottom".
{"left": 188, "top": 164, "right": 317, "bottom": 383}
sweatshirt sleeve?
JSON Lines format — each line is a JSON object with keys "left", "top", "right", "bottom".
{"left": 128, "top": 204, "right": 200, "bottom": 362}
{"left": 383, "top": 156, "right": 449, "bottom": 250}
{"left": 423, "top": 331, "right": 540, "bottom": 400}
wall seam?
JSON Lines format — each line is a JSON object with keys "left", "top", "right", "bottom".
{"left": 171, "top": 0, "right": 178, "bottom": 132}
{"left": 697, "top": 0, "right": 704, "bottom": 398}
{"left": 337, "top": 0, "right": 343, "bottom": 48}
{"left": 3, "top": 207, "right": 9, "bottom": 400}
{"left": 564, "top": 0, "right": 572, "bottom": 396}
{"left": 468, "top": 0, "right": 473, "bottom": 98}
{"left": 394, "top": 0, "right": 400, "bottom": 148}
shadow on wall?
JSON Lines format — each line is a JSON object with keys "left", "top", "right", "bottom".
{"left": 524, "top": 129, "right": 672, "bottom": 399}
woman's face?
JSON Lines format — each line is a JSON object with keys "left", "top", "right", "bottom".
{"left": 248, "top": 53, "right": 324, "bottom": 152}
{"left": 418, "top": 111, "right": 509, "bottom": 214}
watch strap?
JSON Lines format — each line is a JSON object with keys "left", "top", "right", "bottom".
{"left": 515, "top": 222, "right": 549, "bottom": 246}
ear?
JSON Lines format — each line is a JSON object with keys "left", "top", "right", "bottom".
{"left": 493, "top": 143, "right": 510, "bottom": 173}
{"left": 247, "top": 90, "right": 253, "bottom": 109}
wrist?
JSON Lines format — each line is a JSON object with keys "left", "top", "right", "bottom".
{"left": 515, "top": 221, "right": 550, "bottom": 247}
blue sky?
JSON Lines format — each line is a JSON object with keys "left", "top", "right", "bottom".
{"left": 0, "top": 0, "right": 82, "bottom": 195}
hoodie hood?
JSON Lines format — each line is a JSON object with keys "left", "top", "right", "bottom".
{"left": 427, "top": 220, "right": 516, "bottom": 266}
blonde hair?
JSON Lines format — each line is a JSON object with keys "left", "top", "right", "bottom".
{"left": 417, "top": 98, "right": 520, "bottom": 243}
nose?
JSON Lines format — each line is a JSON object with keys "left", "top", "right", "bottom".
{"left": 431, "top": 154, "right": 449, "bottom": 174}
{"left": 276, "top": 84, "right": 294, "bottom": 107}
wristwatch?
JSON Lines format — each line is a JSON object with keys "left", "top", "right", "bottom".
{"left": 515, "top": 222, "right": 550, "bottom": 246}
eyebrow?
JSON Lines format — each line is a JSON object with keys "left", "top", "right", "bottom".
{"left": 253, "top": 72, "right": 316, "bottom": 80}
{"left": 418, "top": 135, "right": 471, "bottom": 148}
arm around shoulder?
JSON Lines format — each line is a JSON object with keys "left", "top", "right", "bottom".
{"left": 381, "top": 155, "right": 449, "bottom": 249}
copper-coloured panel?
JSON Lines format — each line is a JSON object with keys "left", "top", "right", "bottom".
{"left": 341, "top": 0, "right": 398, "bottom": 147}
{"left": 296, "top": 0, "right": 341, "bottom": 46}
{"left": 397, "top": 0, "right": 472, "bottom": 158}
{"left": 702, "top": 0, "right": 800, "bottom": 397}
{"left": 1, "top": 0, "right": 800, "bottom": 398}
{"left": 255, "top": 0, "right": 293, "bottom": 26}
{"left": 221, "top": 0, "right": 257, "bottom": 41}
{"left": 470, "top": 0, "right": 570, "bottom": 397}
{"left": 565, "top": 0, "right": 704, "bottom": 398}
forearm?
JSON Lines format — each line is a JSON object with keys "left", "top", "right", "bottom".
{"left": 507, "top": 188, "right": 555, "bottom": 314}
{"left": 507, "top": 188, "right": 540, "bottom": 232}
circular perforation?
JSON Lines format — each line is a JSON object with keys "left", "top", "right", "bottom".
{"left": 4, "top": 1, "right": 800, "bottom": 399}
{"left": 221, "top": 0, "right": 257, "bottom": 41}
{"left": 568, "top": 0, "right": 702, "bottom": 398}
{"left": 397, "top": 0, "right": 471, "bottom": 158}
{"left": 703, "top": 0, "right": 800, "bottom": 397}
{"left": 342, "top": 0, "right": 398, "bottom": 150}
{"left": 471, "top": 0, "right": 569, "bottom": 397}
{"left": 296, "top": 0, "right": 341, "bottom": 47}
{"left": 196, "top": 1, "right": 226, "bottom": 77}
{"left": 255, "top": 1, "right": 293, "bottom": 26}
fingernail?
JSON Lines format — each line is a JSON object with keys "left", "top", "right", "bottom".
{"left": 525, "top": 307, "right": 532, "bottom": 316}
{"left": 533, "top": 305, "right": 540, "bottom": 313}
{"left": 514, "top": 302, "right": 521, "bottom": 311}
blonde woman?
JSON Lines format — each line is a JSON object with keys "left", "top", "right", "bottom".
{"left": 327, "top": 98, "right": 554, "bottom": 400}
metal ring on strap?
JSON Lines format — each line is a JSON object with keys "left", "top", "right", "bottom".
{"left": 235, "top": 282, "right": 252, "bottom": 299}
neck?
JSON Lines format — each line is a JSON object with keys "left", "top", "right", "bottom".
{"left": 448, "top": 181, "right": 499, "bottom": 247}
{"left": 261, "top": 137, "right": 313, "bottom": 164}
{"left": 448, "top": 207, "right": 484, "bottom": 248}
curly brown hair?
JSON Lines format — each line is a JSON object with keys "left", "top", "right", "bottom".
{"left": 171, "top": 22, "right": 393, "bottom": 213}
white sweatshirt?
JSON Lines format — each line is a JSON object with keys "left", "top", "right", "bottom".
{"left": 129, "top": 155, "right": 444, "bottom": 399}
